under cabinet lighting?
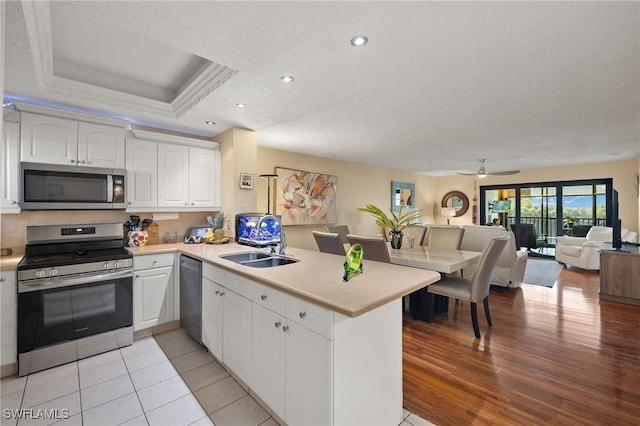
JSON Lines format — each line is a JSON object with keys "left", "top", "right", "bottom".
{"left": 235, "top": 103, "right": 247, "bottom": 108}
{"left": 280, "top": 75, "right": 294, "bottom": 83}
{"left": 205, "top": 121, "right": 215, "bottom": 125}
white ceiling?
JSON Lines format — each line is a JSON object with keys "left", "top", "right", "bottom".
{"left": 4, "top": 1, "right": 639, "bottom": 176}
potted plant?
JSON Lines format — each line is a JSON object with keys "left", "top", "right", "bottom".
{"left": 357, "top": 204, "right": 423, "bottom": 249}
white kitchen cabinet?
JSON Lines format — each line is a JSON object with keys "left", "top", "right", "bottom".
{"left": 20, "top": 112, "right": 77, "bottom": 165}
{"left": 202, "top": 277, "right": 223, "bottom": 360}
{"left": 251, "top": 283, "right": 331, "bottom": 425}
{"left": 202, "top": 264, "right": 252, "bottom": 385}
{"left": 20, "top": 112, "right": 125, "bottom": 168}
{"left": 284, "top": 320, "right": 332, "bottom": 426}
{"left": 1, "top": 121, "right": 20, "bottom": 212}
{"left": 126, "top": 137, "right": 158, "bottom": 208}
{"left": 157, "top": 143, "right": 220, "bottom": 209}
{"left": 157, "top": 142, "right": 189, "bottom": 208}
{"left": 77, "top": 121, "right": 125, "bottom": 168}
{"left": 221, "top": 286, "right": 252, "bottom": 385}
{"left": 188, "top": 147, "right": 220, "bottom": 208}
{"left": 1, "top": 269, "right": 17, "bottom": 367}
{"left": 251, "top": 303, "right": 285, "bottom": 416}
{"left": 133, "top": 253, "right": 175, "bottom": 331}
{"left": 201, "top": 260, "right": 402, "bottom": 425}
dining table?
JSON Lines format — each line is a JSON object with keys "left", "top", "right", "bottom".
{"left": 388, "top": 245, "right": 483, "bottom": 322}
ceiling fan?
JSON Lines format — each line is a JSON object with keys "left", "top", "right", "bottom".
{"left": 457, "top": 159, "right": 520, "bottom": 177}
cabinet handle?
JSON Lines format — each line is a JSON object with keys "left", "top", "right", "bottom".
{"left": 299, "top": 311, "right": 307, "bottom": 319}
{"left": 219, "top": 291, "right": 225, "bottom": 296}
{"left": 152, "top": 260, "right": 158, "bottom": 264}
{"left": 185, "top": 203, "right": 188, "bottom": 206}
{"left": 80, "top": 160, "right": 86, "bottom": 164}
{"left": 261, "top": 294, "right": 267, "bottom": 300}
{"left": 274, "top": 321, "right": 281, "bottom": 328}
{"left": 191, "top": 203, "right": 195, "bottom": 206}
{"left": 0, "top": 278, "right": 6, "bottom": 282}
{"left": 135, "top": 274, "right": 140, "bottom": 278}
{"left": 282, "top": 325, "right": 289, "bottom": 332}
{"left": 11, "top": 201, "right": 17, "bottom": 205}
{"left": 70, "top": 159, "right": 76, "bottom": 164}
{"left": 215, "top": 290, "right": 220, "bottom": 295}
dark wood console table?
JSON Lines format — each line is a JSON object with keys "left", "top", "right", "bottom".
{"left": 599, "top": 244, "right": 640, "bottom": 306}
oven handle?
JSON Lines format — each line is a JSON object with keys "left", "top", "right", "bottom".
{"left": 18, "top": 269, "right": 132, "bottom": 293}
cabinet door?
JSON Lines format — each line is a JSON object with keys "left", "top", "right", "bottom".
{"left": 20, "top": 112, "right": 77, "bottom": 165}
{"left": 133, "top": 266, "right": 174, "bottom": 331}
{"left": 188, "top": 147, "right": 220, "bottom": 208}
{"left": 77, "top": 122, "right": 125, "bottom": 168}
{"left": 126, "top": 138, "right": 158, "bottom": 208}
{"left": 252, "top": 304, "right": 285, "bottom": 417}
{"left": 285, "top": 324, "right": 332, "bottom": 426}
{"left": 202, "top": 278, "right": 223, "bottom": 360}
{"left": 1, "top": 121, "right": 20, "bottom": 212}
{"left": 157, "top": 142, "right": 189, "bottom": 208}
{"left": 1, "top": 270, "right": 17, "bottom": 366}
{"left": 222, "top": 289, "right": 252, "bottom": 386}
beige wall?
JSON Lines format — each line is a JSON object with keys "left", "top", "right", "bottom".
{"left": 257, "top": 147, "right": 438, "bottom": 251}
{"left": 253, "top": 149, "right": 639, "bottom": 251}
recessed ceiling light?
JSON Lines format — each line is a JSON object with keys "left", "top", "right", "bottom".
{"left": 350, "top": 35, "right": 368, "bottom": 47}
{"left": 235, "top": 103, "right": 247, "bottom": 108}
{"left": 205, "top": 121, "right": 215, "bottom": 125}
{"left": 280, "top": 75, "right": 294, "bottom": 83}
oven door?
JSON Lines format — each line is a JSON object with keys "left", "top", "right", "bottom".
{"left": 18, "top": 269, "right": 133, "bottom": 354}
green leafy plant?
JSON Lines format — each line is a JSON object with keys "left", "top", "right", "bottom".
{"left": 212, "top": 212, "right": 227, "bottom": 229}
{"left": 357, "top": 204, "right": 422, "bottom": 232}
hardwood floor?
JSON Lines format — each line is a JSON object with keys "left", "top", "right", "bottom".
{"left": 402, "top": 265, "right": 640, "bottom": 426}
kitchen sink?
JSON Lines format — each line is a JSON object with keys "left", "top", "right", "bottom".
{"left": 219, "top": 251, "right": 299, "bottom": 268}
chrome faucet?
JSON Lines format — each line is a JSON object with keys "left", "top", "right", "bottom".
{"left": 256, "top": 215, "right": 285, "bottom": 255}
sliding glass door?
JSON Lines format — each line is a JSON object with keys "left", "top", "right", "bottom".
{"left": 480, "top": 178, "right": 613, "bottom": 253}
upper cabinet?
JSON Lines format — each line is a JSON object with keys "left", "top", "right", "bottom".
{"left": 1, "top": 121, "right": 20, "bottom": 213}
{"left": 127, "top": 129, "right": 221, "bottom": 211}
{"left": 126, "top": 137, "right": 158, "bottom": 208}
{"left": 20, "top": 111, "right": 125, "bottom": 169}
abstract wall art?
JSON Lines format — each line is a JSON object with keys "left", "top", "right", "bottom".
{"left": 275, "top": 167, "right": 337, "bottom": 225}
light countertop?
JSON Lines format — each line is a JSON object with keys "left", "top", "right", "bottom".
{"left": 0, "top": 252, "right": 24, "bottom": 272}
{"left": 129, "top": 243, "right": 440, "bottom": 317}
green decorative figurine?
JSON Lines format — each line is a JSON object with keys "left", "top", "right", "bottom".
{"left": 343, "top": 243, "right": 364, "bottom": 281}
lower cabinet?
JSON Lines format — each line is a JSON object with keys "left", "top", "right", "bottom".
{"left": 1, "top": 270, "right": 17, "bottom": 367}
{"left": 201, "top": 268, "right": 252, "bottom": 386}
{"left": 201, "top": 261, "right": 402, "bottom": 426}
{"left": 133, "top": 253, "right": 175, "bottom": 331}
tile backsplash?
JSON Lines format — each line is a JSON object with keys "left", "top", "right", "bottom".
{"left": 0, "top": 211, "right": 221, "bottom": 251}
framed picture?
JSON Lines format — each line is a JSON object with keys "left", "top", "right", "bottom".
{"left": 391, "top": 181, "right": 415, "bottom": 212}
{"left": 239, "top": 172, "right": 254, "bottom": 189}
{"left": 274, "top": 167, "right": 337, "bottom": 225}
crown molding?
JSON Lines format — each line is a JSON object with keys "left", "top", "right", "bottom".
{"left": 22, "top": 1, "right": 237, "bottom": 120}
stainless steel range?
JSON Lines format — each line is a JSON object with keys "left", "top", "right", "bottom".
{"left": 17, "top": 223, "right": 133, "bottom": 376}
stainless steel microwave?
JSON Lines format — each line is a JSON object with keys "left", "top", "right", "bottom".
{"left": 20, "top": 162, "right": 126, "bottom": 210}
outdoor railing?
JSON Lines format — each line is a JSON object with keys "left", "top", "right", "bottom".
{"left": 506, "top": 217, "right": 606, "bottom": 239}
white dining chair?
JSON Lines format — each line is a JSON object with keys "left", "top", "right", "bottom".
{"left": 427, "top": 236, "right": 509, "bottom": 338}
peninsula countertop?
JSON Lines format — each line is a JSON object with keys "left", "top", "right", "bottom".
{"left": 128, "top": 242, "right": 440, "bottom": 317}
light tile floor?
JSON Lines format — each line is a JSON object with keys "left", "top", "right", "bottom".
{"left": 1, "top": 328, "right": 434, "bottom": 426}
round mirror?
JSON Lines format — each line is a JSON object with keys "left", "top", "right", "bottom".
{"left": 441, "top": 191, "right": 469, "bottom": 217}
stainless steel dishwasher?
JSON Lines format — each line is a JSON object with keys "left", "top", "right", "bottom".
{"left": 180, "top": 255, "right": 202, "bottom": 342}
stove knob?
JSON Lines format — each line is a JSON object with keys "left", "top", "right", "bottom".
{"left": 49, "top": 269, "right": 58, "bottom": 276}
{"left": 36, "top": 270, "right": 46, "bottom": 278}
{"left": 113, "top": 262, "right": 121, "bottom": 268}
{"left": 104, "top": 263, "right": 112, "bottom": 270}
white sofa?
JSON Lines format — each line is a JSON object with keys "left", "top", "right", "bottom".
{"left": 554, "top": 226, "right": 612, "bottom": 270}
{"left": 459, "top": 225, "right": 528, "bottom": 288}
